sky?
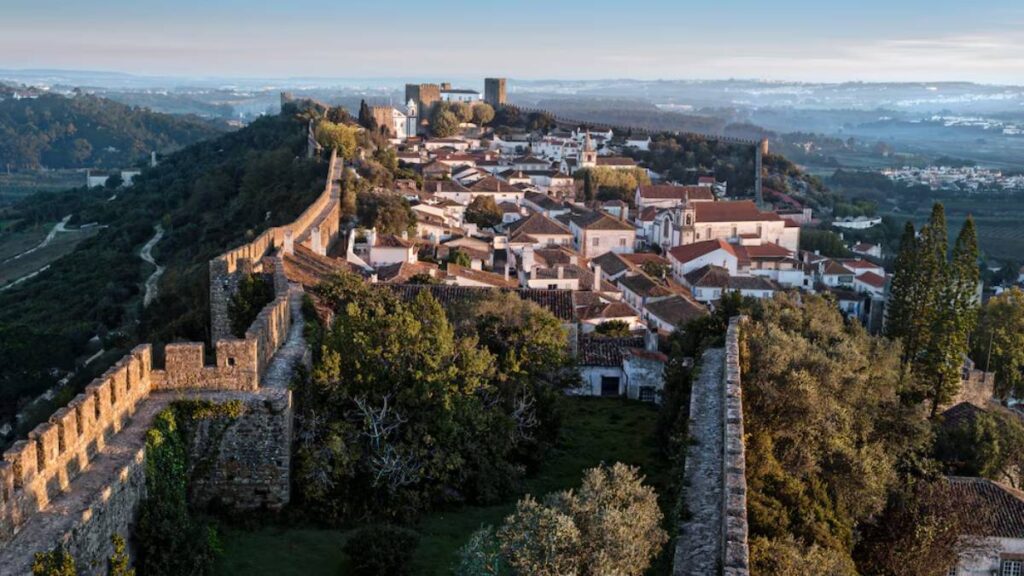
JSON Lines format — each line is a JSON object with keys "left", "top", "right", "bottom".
{"left": 2, "top": 0, "right": 1023, "bottom": 84}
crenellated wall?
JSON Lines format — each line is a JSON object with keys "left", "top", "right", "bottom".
{"left": 0, "top": 146, "right": 341, "bottom": 573}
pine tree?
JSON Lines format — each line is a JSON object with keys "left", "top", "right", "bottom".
{"left": 108, "top": 534, "right": 135, "bottom": 576}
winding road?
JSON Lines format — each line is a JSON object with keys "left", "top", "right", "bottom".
{"left": 2, "top": 214, "right": 72, "bottom": 265}
{"left": 140, "top": 224, "right": 164, "bottom": 307}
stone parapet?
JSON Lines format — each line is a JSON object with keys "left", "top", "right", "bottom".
{"left": 722, "top": 317, "right": 749, "bottom": 575}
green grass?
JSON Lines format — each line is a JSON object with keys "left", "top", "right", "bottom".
{"left": 217, "top": 397, "right": 672, "bottom": 576}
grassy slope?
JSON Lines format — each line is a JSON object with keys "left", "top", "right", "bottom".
{"left": 217, "top": 397, "right": 673, "bottom": 576}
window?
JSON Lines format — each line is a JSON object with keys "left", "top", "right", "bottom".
{"left": 1002, "top": 560, "right": 1022, "bottom": 576}
{"left": 639, "top": 387, "right": 656, "bottom": 402}
{"left": 592, "top": 238, "right": 600, "bottom": 247}
{"left": 548, "top": 284, "right": 558, "bottom": 290}
{"left": 685, "top": 213, "right": 692, "bottom": 226}
{"left": 600, "top": 376, "right": 620, "bottom": 397}
{"left": 619, "top": 237, "right": 627, "bottom": 247}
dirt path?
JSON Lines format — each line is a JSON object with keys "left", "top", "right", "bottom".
{"left": 140, "top": 224, "right": 164, "bottom": 307}
{"left": 1, "top": 214, "right": 71, "bottom": 264}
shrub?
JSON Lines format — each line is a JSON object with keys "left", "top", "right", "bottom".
{"left": 343, "top": 524, "right": 420, "bottom": 576}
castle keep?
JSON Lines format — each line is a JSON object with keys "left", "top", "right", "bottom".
{"left": 0, "top": 148, "right": 344, "bottom": 575}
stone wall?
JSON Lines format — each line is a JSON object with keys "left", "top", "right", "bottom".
{"left": 186, "top": 390, "right": 292, "bottom": 510}
{"left": 722, "top": 317, "right": 750, "bottom": 575}
{"left": 0, "top": 345, "right": 153, "bottom": 543}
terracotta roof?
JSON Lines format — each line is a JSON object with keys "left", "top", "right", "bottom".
{"left": 684, "top": 265, "right": 732, "bottom": 288}
{"left": 386, "top": 284, "right": 576, "bottom": 321}
{"left": 940, "top": 402, "right": 985, "bottom": 430}
{"left": 694, "top": 200, "right": 781, "bottom": 223}
{"left": 579, "top": 336, "right": 645, "bottom": 367}
{"left": 840, "top": 258, "right": 881, "bottom": 271}
{"left": 637, "top": 185, "right": 715, "bottom": 201}
{"left": 375, "top": 261, "right": 439, "bottom": 283}
{"left": 626, "top": 348, "right": 669, "bottom": 363}
{"left": 668, "top": 239, "right": 737, "bottom": 264}
{"left": 569, "top": 210, "right": 634, "bottom": 231}
{"left": 507, "top": 212, "right": 573, "bottom": 241}
{"left": 469, "top": 176, "right": 521, "bottom": 193}
{"left": 282, "top": 244, "right": 366, "bottom": 287}
{"left": 855, "top": 271, "right": 886, "bottom": 289}
{"left": 853, "top": 242, "right": 877, "bottom": 252}
{"left": 592, "top": 251, "right": 631, "bottom": 277}
{"left": 637, "top": 206, "right": 658, "bottom": 222}
{"left": 943, "top": 476, "right": 1024, "bottom": 538}
{"left": 618, "top": 274, "right": 673, "bottom": 298}
{"left": 621, "top": 253, "right": 670, "bottom": 267}
{"left": 428, "top": 180, "right": 469, "bottom": 193}
{"left": 644, "top": 295, "right": 707, "bottom": 327}
{"left": 822, "top": 260, "right": 855, "bottom": 276}
{"left": 524, "top": 191, "right": 565, "bottom": 210}
{"left": 498, "top": 201, "right": 522, "bottom": 214}
{"left": 579, "top": 301, "right": 638, "bottom": 321}
{"left": 534, "top": 247, "right": 576, "bottom": 268}
{"left": 596, "top": 156, "right": 637, "bottom": 167}
{"left": 446, "top": 264, "right": 518, "bottom": 288}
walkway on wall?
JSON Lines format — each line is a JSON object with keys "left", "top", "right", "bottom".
{"left": 674, "top": 346, "right": 726, "bottom": 576}
{"left": 261, "top": 283, "right": 307, "bottom": 389}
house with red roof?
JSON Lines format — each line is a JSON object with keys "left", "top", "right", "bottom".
{"left": 668, "top": 239, "right": 739, "bottom": 281}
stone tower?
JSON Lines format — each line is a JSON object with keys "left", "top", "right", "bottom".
{"left": 579, "top": 131, "right": 598, "bottom": 168}
{"left": 485, "top": 77, "right": 507, "bottom": 106}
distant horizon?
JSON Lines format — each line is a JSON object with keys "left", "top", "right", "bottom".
{"left": 2, "top": 0, "right": 1022, "bottom": 85}
{"left": 2, "top": 67, "right": 1022, "bottom": 90}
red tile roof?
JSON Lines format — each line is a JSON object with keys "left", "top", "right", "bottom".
{"left": 855, "top": 271, "right": 886, "bottom": 289}
{"left": 668, "top": 239, "right": 737, "bottom": 264}
{"left": 694, "top": 200, "right": 781, "bottom": 223}
{"left": 637, "top": 185, "right": 715, "bottom": 201}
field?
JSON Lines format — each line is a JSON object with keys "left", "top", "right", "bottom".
{"left": 0, "top": 224, "right": 99, "bottom": 288}
{"left": 0, "top": 170, "right": 84, "bottom": 205}
{"left": 217, "top": 397, "right": 674, "bottom": 576}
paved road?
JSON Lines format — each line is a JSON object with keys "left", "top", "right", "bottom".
{"left": 140, "top": 224, "right": 164, "bottom": 307}
{"left": 675, "top": 346, "right": 726, "bottom": 576}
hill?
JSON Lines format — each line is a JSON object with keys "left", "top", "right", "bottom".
{"left": 0, "top": 88, "right": 229, "bottom": 170}
{"left": 0, "top": 105, "right": 328, "bottom": 436}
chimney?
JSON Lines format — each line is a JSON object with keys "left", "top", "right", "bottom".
{"left": 367, "top": 228, "right": 378, "bottom": 248}
{"left": 283, "top": 229, "right": 295, "bottom": 256}
{"left": 401, "top": 230, "right": 409, "bottom": 241}
{"left": 346, "top": 230, "right": 357, "bottom": 259}
{"left": 504, "top": 263, "right": 510, "bottom": 281}
{"left": 645, "top": 328, "right": 659, "bottom": 353}
{"left": 592, "top": 263, "right": 602, "bottom": 291}
{"left": 521, "top": 245, "right": 535, "bottom": 274}
{"left": 557, "top": 265, "right": 564, "bottom": 279}
{"left": 370, "top": 272, "right": 379, "bottom": 283}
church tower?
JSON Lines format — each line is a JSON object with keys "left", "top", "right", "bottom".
{"left": 579, "top": 130, "right": 598, "bottom": 168}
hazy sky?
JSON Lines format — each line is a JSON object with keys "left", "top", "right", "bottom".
{"left": 2, "top": 0, "right": 1023, "bottom": 83}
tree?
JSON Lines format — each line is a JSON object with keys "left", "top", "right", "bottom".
{"left": 453, "top": 102, "right": 474, "bottom": 123}
{"left": 314, "top": 120, "right": 359, "bottom": 160}
{"left": 641, "top": 260, "right": 669, "bottom": 280}
{"left": 32, "top": 547, "right": 76, "bottom": 576}
{"left": 108, "top": 534, "right": 135, "bottom": 576}
{"left": 447, "top": 249, "right": 472, "bottom": 268}
{"left": 972, "top": 287, "right": 1024, "bottom": 399}
{"left": 924, "top": 215, "right": 979, "bottom": 416}
{"left": 358, "top": 99, "right": 377, "bottom": 132}
{"left": 854, "top": 480, "right": 994, "bottom": 576}
{"left": 885, "top": 221, "right": 919, "bottom": 357}
{"left": 935, "top": 408, "right": 1024, "bottom": 488}
{"left": 105, "top": 172, "right": 124, "bottom": 189}
{"left": 227, "top": 273, "right": 274, "bottom": 338}
{"left": 493, "top": 463, "right": 667, "bottom": 576}
{"left": 594, "top": 319, "right": 632, "bottom": 337}
{"left": 473, "top": 103, "right": 495, "bottom": 126}
{"left": 466, "top": 195, "right": 503, "bottom": 228}
{"left": 432, "top": 109, "right": 460, "bottom": 138}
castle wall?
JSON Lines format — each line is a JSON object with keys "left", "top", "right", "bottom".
{"left": 186, "top": 390, "right": 292, "bottom": 510}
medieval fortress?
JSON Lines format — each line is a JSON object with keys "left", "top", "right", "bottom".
{"left": 0, "top": 93, "right": 753, "bottom": 573}
{"left": 0, "top": 145, "right": 344, "bottom": 574}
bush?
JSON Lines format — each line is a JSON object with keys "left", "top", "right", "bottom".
{"left": 343, "top": 525, "right": 420, "bottom": 576}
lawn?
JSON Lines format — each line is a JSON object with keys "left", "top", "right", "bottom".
{"left": 216, "top": 397, "right": 673, "bottom": 576}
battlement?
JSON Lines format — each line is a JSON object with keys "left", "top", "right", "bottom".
{"left": 0, "top": 345, "right": 153, "bottom": 540}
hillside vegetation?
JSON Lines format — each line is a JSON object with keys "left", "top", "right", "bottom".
{"left": 0, "top": 91, "right": 228, "bottom": 170}
{"left": 0, "top": 106, "right": 326, "bottom": 432}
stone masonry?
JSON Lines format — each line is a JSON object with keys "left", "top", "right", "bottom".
{"left": 0, "top": 146, "right": 341, "bottom": 574}
{"left": 674, "top": 317, "right": 750, "bottom": 576}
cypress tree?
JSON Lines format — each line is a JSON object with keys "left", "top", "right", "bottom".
{"left": 885, "top": 221, "right": 918, "bottom": 357}
{"left": 358, "top": 99, "right": 377, "bottom": 132}
{"left": 926, "top": 216, "right": 980, "bottom": 416}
